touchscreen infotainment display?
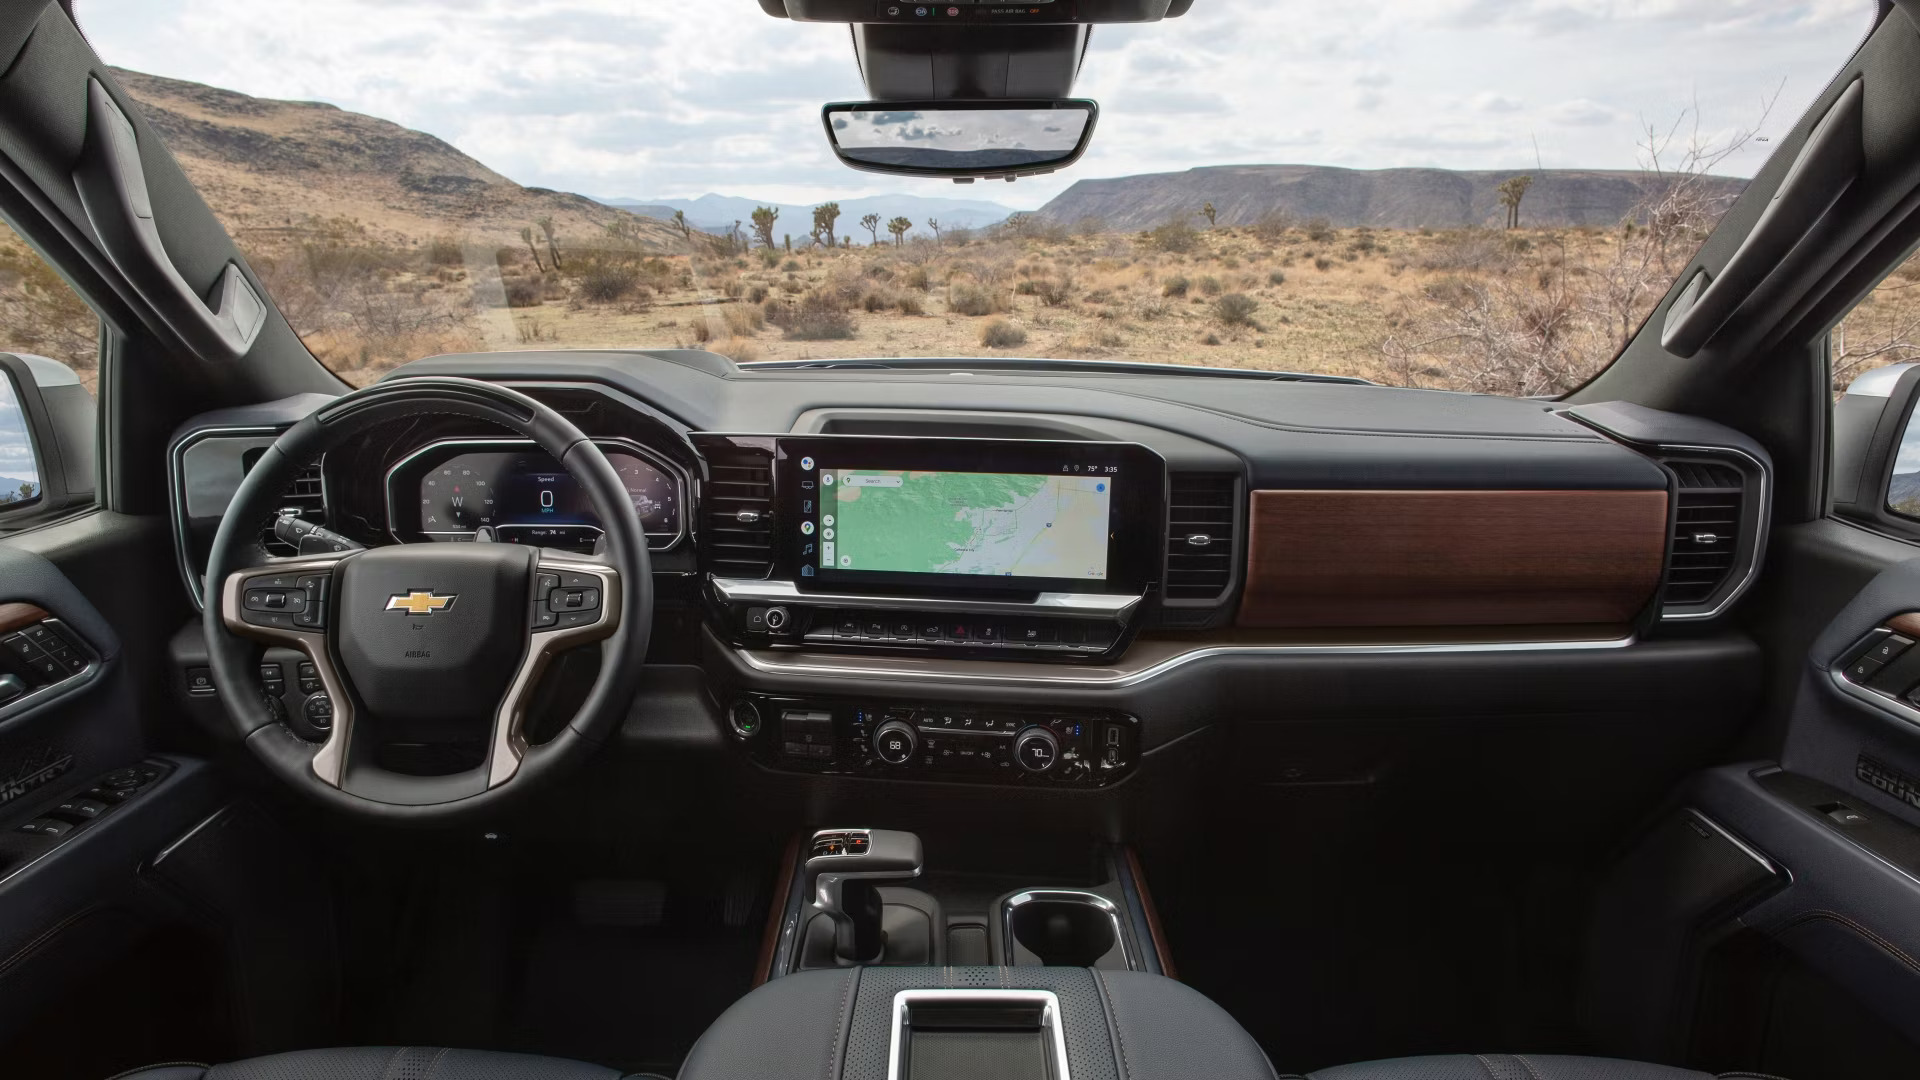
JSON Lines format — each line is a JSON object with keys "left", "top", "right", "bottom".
{"left": 818, "top": 469, "right": 1113, "bottom": 581}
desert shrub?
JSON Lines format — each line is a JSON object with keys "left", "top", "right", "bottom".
{"left": 718, "top": 336, "right": 763, "bottom": 364}
{"left": 1162, "top": 275, "right": 1190, "bottom": 298}
{"left": 426, "top": 236, "right": 464, "bottom": 266}
{"left": 1145, "top": 219, "right": 1199, "bottom": 253}
{"left": 503, "top": 278, "right": 542, "bottom": 308}
{"left": 783, "top": 258, "right": 802, "bottom": 271}
{"left": 1092, "top": 327, "right": 1125, "bottom": 348}
{"left": 903, "top": 265, "right": 931, "bottom": 291}
{"left": 690, "top": 319, "right": 714, "bottom": 343}
{"left": 1198, "top": 275, "right": 1224, "bottom": 297}
{"left": 1314, "top": 256, "right": 1334, "bottom": 272}
{"left": 948, "top": 281, "right": 1010, "bottom": 316}
{"left": 980, "top": 318, "right": 1028, "bottom": 348}
{"left": 1305, "top": 218, "right": 1335, "bottom": 243}
{"left": 747, "top": 284, "right": 770, "bottom": 304}
{"left": 784, "top": 309, "right": 855, "bottom": 340}
{"left": 895, "top": 294, "right": 925, "bottom": 316}
{"left": 723, "top": 302, "right": 765, "bottom": 335}
{"left": 1015, "top": 280, "right": 1041, "bottom": 295}
{"left": 1417, "top": 229, "right": 1507, "bottom": 272}
{"left": 1084, "top": 289, "right": 1112, "bottom": 304}
{"left": 1201, "top": 331, "right": 1222, "bottom": 345}
{"left": 758, "top": 248, "right": 782, "bottom": 268}
{"left": 1073, "top": 216, "right": 1107, "bottom": 237}
{"left": 779, "top": 275, "right": 805, "bottom": 294}
{"left": 1035, "top": 278, "right": 1073, "bottom": 307}
{"left": 862, "top": 288, "right": 897, "bottom": 313}
{"left": 578, "top": 260, "right": 639, "bottom": 302}
{"left": 945, "top": 226, "right": 974, "bottom": 246}
{"left": 1135, "top": 298, "right": 1171, "bottom": 321}
{"left": 1251, "top": 212, "right": 1292, "bottom": 243}
{"left": 1268, "top": 270, "right": 1287, "bottom": 286}
{"left": 1214, "top": 293, "right": 1260, "bottom": 328}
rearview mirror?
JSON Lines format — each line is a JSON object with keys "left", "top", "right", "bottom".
{"left": 822, "top": 100, "right": 1098, "bottom": 182}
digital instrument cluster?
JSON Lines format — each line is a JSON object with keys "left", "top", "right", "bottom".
{"left": 385, "top": 439, "right": 685, "bottom": 553}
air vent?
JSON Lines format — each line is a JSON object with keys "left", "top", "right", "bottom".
{"left": 704, "top": 451, "right": 775, "bottom": 578}
{"left": 259, "top": 462, "right": 325, "bottom": 556}
{"left": 1165, "top": 472, "right": 1237, "bottom": 601}
{"left": 1664, "top": 460, "right": 1744, "bottom": 607}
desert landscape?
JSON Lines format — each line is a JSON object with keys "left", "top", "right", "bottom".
{"left": 2, "top": 68, "right": 1918, "bottom": 398}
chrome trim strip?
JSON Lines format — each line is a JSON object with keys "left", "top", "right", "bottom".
{"left": 1655, "top": 443, "right": 1771, "bottom": 622}
{"left": 886, "top": 989, "right": 1070, "bottom": 1080}
{"left": 710, "top": 576, "right": 1143, "bottom": 622}
{"left": 1827, "top": 662, "right": 1920, "bottom": 735}
{"left": 218, "top": 555, "right": 354, "bottom": 786}
{"left": 732, "top": 634, "right": 1638, "bottom": 689}
{"left": 487, "top": 556, "right": 621, "bottom": 788}
{"left": 0, "top": 618, "right": 107, "bottom": 731}
{"left": 1001, "top": 889, "right": 1131, "bottom": 970}
{"left": 168, "top": 425, "right": 280, "bottom": 611}
{"left": 1684, "top": 808, "right": 1785, "bottom": 879}
{"left": 384, "top": 436, "right": 688, "bottom": 551}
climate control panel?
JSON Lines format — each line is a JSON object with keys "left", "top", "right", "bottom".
{"left": 730, "top": 695, "right": 1138, "bottom": 787}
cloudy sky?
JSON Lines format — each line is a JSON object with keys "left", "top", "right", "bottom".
{"left": 78, "top": 0, "right": 1876, "bottom": 211}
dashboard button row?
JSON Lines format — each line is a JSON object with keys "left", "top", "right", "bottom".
{"left": 804, "top": 611, "right": 1115, "bottom": 652}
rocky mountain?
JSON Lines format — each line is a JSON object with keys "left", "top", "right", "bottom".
{"left": 599, "top": 193, "right": 1016, "bottom": 238}
{"left": 1034, "top": 165, "right": 1750, "bottom": 231}
{"left": 112, "top": 68, "right": 689, "bottom": 251}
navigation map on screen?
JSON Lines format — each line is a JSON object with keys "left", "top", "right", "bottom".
{"left": 818, "top": 469, "right": 1112, "bottom": 580}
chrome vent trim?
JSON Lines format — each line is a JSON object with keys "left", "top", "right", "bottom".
{"left": 1164, "top": 472, "right": 1238, "bottom": 603}
{"left": 1657, "top": 445, "right": 1769, "bottom": 621}
{"left": 703, "top": 451, "right": 775, "bottom": 579}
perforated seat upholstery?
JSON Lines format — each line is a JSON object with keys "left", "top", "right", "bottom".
{"left": 1294, "top": 1054, "right": 1785, "bottom": 1080}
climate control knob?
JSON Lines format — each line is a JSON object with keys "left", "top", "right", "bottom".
{"left": 873, "top": 720, "right": 917, "bottom": 765}
{"left": 1013, "top": 726, "right": 1060, "bottom": 773}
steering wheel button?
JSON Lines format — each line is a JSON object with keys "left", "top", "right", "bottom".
{"left": 555, "top": 610, "right": 598, "bottom": 629}
{"left": 531, "top": 604, "right": 559, "bottom": 629}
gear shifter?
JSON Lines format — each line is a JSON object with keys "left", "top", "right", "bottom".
{"left": 805, "top": 829, "right": 924, "bottom": 965}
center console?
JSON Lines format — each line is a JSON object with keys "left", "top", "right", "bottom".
{"left": 685, "top": 826, "right": 1270, "bottom": 1080}
{"left": 695, "top": 433, "right": 1167, "bottom": 665}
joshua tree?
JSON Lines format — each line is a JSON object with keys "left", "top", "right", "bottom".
{"left": 861, "top": 212, "right": 882, "bottom": 246}
{"left": 750, "top": 206, "right": 779, "bottom": 249}
{"left": 534, "top": 216, "right": 562, "bottom": 269}
{"left": 887, "top": 216, "right": 912, "bottom": 247}
{"left": 1199, "top": 201, "right": 1218, "bottom": 228}
{"left": 671, "top": 209, "right": 692, "bottom": 243}
{"left": 731, "top": 221, "right": 744, "bottom": 253}
{"left": 813, "top": 202, "right": 842, "bottom": 248}
{"left": 520, "top": 225, "right": 545, "bottom": 272}
{"left": 1497, "top": 176, "right": 1534, "bottom": 229}
{"left": 926, "top": 218, "right": 941, "bottom": 243}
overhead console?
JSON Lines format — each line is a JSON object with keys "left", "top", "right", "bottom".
{"left": 694, "top": 433, "right": 1166, "bottom": 664}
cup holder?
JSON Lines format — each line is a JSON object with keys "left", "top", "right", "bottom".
{"left": 1003, "top": 890, "right": 1129, "bottom": 969}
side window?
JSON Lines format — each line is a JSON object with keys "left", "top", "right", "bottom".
{"left": 0, "top": 218, "right": 101, "bottom": 522}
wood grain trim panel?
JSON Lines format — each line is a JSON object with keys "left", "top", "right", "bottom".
{"left": 0, "top": 603, "right": 50, "bottom": 635}
{"left": 1887, "top": 613, "right": 1920, "bottom": 639}
{"left": 1239, "top": 489, "right": 1668, "bottom": 628}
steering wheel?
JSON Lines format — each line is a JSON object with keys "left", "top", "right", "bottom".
{"left": 203, "top": 377, "right": 652, "bottom": 822}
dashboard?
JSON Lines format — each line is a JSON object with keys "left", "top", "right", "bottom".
{"left": 166, "top": 349, "right": 1774, "bottom": 790}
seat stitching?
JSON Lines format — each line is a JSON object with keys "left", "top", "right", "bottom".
{"left": 1094, "top": 968, "right": 1134, "bottom": 1080}
{"left": 1717, "top": 1073, "right": 1797, "bottom": 1079}
{"left": 424, "top": 1047, "right": 450, "bottom": 1080}
{"left": 1772, "top": 909, "right": 1920, "bottom": 975}
{"left": 1473, "top": 1055, "right": 1502, "bottom": 1080}
{"left": 1512, "top": 1054, "right": 1547, "bottom": 1080}
{"left": 826, "top": 966, "right": 858, "bottom": 1080}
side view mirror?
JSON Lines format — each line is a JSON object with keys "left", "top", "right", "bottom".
{"left": 821, "top": 99, "right": 1098, "bottom": 182}
{"left": 0, "top": 352, "right": 95, "bottom": 522}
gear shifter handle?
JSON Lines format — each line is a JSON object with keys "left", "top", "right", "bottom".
{"left": 805, "top": 829, "right": 923, "bottom": 964}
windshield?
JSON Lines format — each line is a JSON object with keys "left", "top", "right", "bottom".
{"left": 78, "top": 1, "right": 1873, "bottom": 394}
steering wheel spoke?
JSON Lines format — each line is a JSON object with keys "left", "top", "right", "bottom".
{"left": 218, "top": 555, "right": 357, "bottom": 787}
{"left": 489, "top": 555, "right": 622, "bottom": 788}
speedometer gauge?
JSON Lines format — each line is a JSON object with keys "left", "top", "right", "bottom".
{"left": 421, "top": 463, "right": 497, "bottom": 532}
{"left": 615, "top": 452, "right": 680, "bottom": 531}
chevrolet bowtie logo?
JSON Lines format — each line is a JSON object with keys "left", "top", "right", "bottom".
{"left": 385, "top": 590, "right": 457, "bottom": 616}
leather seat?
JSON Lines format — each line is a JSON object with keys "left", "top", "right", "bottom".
{"left": 111, "top": 1047, "right": 664, "bottom": 1080}
{"left": 1296, "top": 1054, "right": 1785, "bottom": 1080}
